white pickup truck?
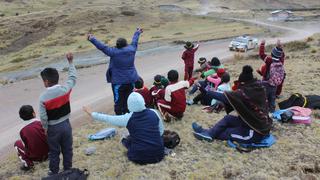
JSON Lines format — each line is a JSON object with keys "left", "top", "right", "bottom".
{"left": 229, "top": 35, "right": 258, "bottom": 52}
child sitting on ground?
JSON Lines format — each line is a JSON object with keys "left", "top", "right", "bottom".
{"left": 189, "top": 68, "right": 225, "bottom": 95}
{"left": 201, "top": 57, "right": 225, "bottom": 79}
{"left": 134, "top": 77, "right": 153, "bottom": 108}
{"left": 187, "top": 73, "right": 221, "bottom": 106}
{"left": 157, "top": 70, "right": 196, "bottom": 122}
{"left": 83, "top": 92, "right": 165, "bottom": 165}
{"left": 195, "top": 57, "right": 211, "bottom": 73}
{"left": 14, "top": 105, "right": 49, "bottom": 171}
{"left": 150, "top": 75, "right": 169, "bottom": 108}
{"left": 188, "top": 72, "right": 231, "bottom": 107}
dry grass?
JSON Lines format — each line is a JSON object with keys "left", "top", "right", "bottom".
{"left": 0, "top": 36, "right": 320, "bottom": 179}
{"left": 0, "top": 0, "right": 264, "bottom": 73}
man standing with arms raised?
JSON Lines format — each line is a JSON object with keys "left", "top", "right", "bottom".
{"left": 88, "top": 28, "right": 143, "bottom": 115}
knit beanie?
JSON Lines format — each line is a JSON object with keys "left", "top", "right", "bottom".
{"left": 211, "top": 57, "right": 221, "bottom": 67}
{"left": 238, "top": 65, "right": 254, "bottom": 83}
{"left": 161, "top": 76, "right": 169, "bottom": 88}
{"left": 271, "top": 47, "right": 282, "bottom": 60}
{"left": 127, "top": 92, "right": 146, "bottom": 112}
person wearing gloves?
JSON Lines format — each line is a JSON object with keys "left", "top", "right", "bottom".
{"left": 83, "top": 92, "right": 165, "bottom": 165}
{"left": 87, "top": 28, "right": 143, "bottom": 115}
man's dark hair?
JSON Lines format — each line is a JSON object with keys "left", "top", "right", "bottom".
{"left": 167, "top": 70, "right": 179, "bottom": 82}
{"left": 19, "top": 105, "right": 35, "bottom": 121}
{"left": 116, "top": 38, "right": 128, "bottom": 49}
{"left": 40, "top": 68, "right": 59, "bottom": 86}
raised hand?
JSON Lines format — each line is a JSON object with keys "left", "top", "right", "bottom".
{"left": 66, "top": 52, "right": 73, "bottom": 64}
{"left": 136, "top": 28, "right": 143, "bottom": 33}
{"left": 87, "top": 33, "right": 94, "bottom": 41}
{"left": 83, "top": 106, "right": 93, "bottom": 116}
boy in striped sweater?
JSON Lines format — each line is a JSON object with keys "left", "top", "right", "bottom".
{"left": 39, "top": 52, "right": 76, "bottom": 175}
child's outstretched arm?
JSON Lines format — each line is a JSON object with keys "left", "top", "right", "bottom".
{"left": 193, "top": 43, "right": 200, "bottom": 52}
{"left": 65, "top": 53, "right": 77, "bottom": 91}
{"left": 87, "top": 34, "right": 114, "bottom": 56}
{"left": 83, "top": 106, "right": 131, "bottom": 127}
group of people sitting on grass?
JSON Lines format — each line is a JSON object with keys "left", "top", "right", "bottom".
{"left": 14, "top": 28, "right": 287, "bottom": 175}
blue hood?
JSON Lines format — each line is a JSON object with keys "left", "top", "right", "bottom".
{"left": 127, "top": 92, "right": 146, "bottom": 112}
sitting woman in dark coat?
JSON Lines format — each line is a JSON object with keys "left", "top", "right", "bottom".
{"left": 192, "top": 65, "right": 272, "bottom": 143}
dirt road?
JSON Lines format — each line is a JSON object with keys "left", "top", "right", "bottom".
{"left": 0, "top": 20, "right": 319, "bottom": 158}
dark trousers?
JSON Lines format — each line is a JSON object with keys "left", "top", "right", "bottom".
{"left": 207, "top": 115, "right": 264, "bottom": 143}
{"left": 184, "top": 66, "right": 194, "bottom": 80}
{"left": 193, "top": 93, "right": 212, "bottom": 106}
{"left": 14, "top": 140, "right": 47, "bottom": 167}
{"left": 112, "top": 83, "right": 134, "bottom": 115}
{"left": 189, "top": 80, "right": 206, "bottom": 95}
{"left": 47, "top": 120, "right": 73, "bottom": 174}
{"left": 265, "top": 84, "right": 277, "bottom": 112}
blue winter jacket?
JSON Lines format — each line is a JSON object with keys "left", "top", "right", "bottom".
{"left": 89, "top": 31, "right": 141, "bottom": 84}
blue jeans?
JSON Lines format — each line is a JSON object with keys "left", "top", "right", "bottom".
{"left": 189, "top": 80, "right": 206, "bottom": 95}
{"left": 47, "top": 120, "right": 73, "bottom": 174}
{"left": 112, "top": 83, "right": 134, "bottom": 115}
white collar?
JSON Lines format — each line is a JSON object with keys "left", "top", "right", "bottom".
{"left": 47, "top": 84, "right": 61, "bottom": 90}
{"left": 22, "top": 118, "right": 39, "bottom": 127}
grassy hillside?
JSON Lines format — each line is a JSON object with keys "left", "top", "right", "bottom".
{"left": 0, "top": 35, "right": 319, "bottom": 179}
{"left": 0, "top": 0, "right": 265, "bottom": 74}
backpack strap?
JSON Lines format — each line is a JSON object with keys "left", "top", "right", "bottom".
{"left": 293, "top": 93, "right": 307, "bottom": 107}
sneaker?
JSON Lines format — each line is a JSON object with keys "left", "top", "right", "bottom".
{"left": 193, "top": 131, "right": 213, "bottom": 142}
{"left": 192, "top": 122, "right": 204, "bottom": 133}
{"left": 186, "top": 99, "right": 194, "bottom": 105}
{"left": 276, "top": 95, "right": 283, "bottom": 99}
{"left": 20, "top": 164, "right": 32, "bottom": 171}
{"left": 47, "top": 170, "right": 57, "bottom": 176}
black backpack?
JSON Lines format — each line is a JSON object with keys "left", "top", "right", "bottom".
{"left": 278, "top": 93, "right": 307, "bottom": 109}
{"left": 42, "top": 168, "right": 89, "bottom": 180}
{"left": 163, "top": 130, "right": 180, "bottom": 149}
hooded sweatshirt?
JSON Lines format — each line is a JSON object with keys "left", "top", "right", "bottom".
{"left": 91, "top": 92, "right": 164, "bottom": 163}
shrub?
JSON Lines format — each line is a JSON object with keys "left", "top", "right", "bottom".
{"left": 306, "top": 37, "right": 314, "bottom": 42}
{"left": 11, "top": 56, "right": 27, "bottom": 63}
{"left": 311, "top": 49, "right": 317, "bottom": 53}
{"left": 284, "top": 41, "right": 310, "bottom": 52}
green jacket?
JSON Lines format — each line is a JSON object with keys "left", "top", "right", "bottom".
{"left": 202, "top": 65, "right": 224, "bottom": 78}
